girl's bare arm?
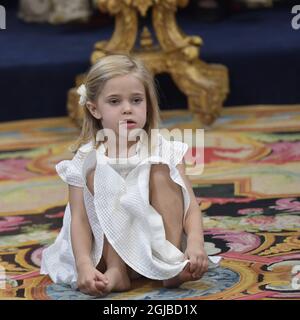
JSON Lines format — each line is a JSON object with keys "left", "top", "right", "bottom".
{"left": 176, "top": 163, "right": 205, "bottom": 245}
{"left": 177, "top": 163, "right": 208, "bottom": 278}
{"left": 69, "top": 185, "right": 93, "bottom": 270}
{"left": 69, "top": 182, "right": 108, "bottom": 295}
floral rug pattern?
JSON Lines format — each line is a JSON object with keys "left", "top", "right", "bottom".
{"left": 0, "top": 105, "right": 300, "bottom": 300}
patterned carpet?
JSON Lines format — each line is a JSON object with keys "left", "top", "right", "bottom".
{"left": 0, "top": 105, "right": 300, "bottom": 300}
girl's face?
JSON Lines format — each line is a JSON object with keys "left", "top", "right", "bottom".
{"left": 88, "top": 74, "right": 147, "bottom": 140}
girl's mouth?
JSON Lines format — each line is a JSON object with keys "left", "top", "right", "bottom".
{"left": 120, "top": 120, "right": 137, "bottom": 128}
{"left": 126, "top": 121, "right": 137, "bottom": 128}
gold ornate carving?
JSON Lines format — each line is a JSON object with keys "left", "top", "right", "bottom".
{"left": 68, "top": 0, "right": 229, "bottom": 127}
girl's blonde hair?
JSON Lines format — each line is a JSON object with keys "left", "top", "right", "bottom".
{"left": 72, "top": 54, "right": 161, "bottom": 152}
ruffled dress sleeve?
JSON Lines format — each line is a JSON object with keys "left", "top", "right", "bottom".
{"left": 168, "top": 139, "right": 189, "bottom": 167}
{"left": 56, "top": 141, "right": 93, "bottom": 188}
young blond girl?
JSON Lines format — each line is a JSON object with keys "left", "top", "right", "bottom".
{"left": 41, "top": 54, "right": 216, "bottom": 297}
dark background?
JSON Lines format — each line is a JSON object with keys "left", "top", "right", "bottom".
{"left": 0, "top": 0, "right": 300, "bottom": 122}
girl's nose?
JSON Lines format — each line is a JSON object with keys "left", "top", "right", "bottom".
{"left": 122, "top": 101, "right": 132, "bottom": 113}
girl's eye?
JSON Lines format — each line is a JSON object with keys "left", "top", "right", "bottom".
{"left": 132, "top": 97, "right": 143, "bottom": 104}
{"left": 109, "top": 99, "right": 120, "bottom": 105}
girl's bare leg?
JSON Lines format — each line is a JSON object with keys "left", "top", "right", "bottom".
{"left": 101, "top": 236, "right": 131, "bottom": 293}
{"left": 149, "top": 164, "right": 193, "bottom": 288}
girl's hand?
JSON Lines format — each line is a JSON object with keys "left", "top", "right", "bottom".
{"left": 77, "top": 262, "right": 109, "bottom": 296}
{"left": 184, "top": 243, "right": 209, "bottom": 280}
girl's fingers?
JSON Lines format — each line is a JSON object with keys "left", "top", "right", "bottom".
{"left": 79, "top": 279, "right": 104, "bottom": 296}
{"left": 193, "top": 256, "right": 208, "bottom": 279}
{"left": 95, "top": 270, "right": 108, "bottom": 284}
{"left": 189, "top": 258, "right": 197, "bottom": 273}
{"left": 78, "top": 271, "right": 107, "bottom": 296}
{"left": 89, "top": 282, "right": 105, "bottom": 296}
{"left": 192, "top": 258, "right": 203, "bottom": 278}
{"left": 95, "top": 280, "right": 107, "bottom": 291}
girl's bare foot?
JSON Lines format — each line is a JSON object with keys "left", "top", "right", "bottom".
{"left": 103, "top": 266, "right": 131, "bottom": 294}
{"left": 163, "top": 263, "right": 194, "bottom": 288}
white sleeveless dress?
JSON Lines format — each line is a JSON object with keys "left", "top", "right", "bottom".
{"left": 40, "top": 133, "right": 220, "bottom": 289}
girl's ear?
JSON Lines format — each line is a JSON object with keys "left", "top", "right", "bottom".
{"left": 86, "top": 102, "right": 102, "bottom": 119}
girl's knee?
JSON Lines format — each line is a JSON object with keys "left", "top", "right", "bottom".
{"left": 150, "top": 164, "right": 182, "bottom": 195}
{"left": 150, "top": 164, "right": 171, "bottom": 185}
{"left": 151, "top": 163, "right": 169, "bottom": 174}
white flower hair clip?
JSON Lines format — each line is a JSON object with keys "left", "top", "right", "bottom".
{"left": 77, "top": 84, "right": 87, "bottom": 106}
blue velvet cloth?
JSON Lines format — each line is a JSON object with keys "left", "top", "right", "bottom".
{"left": 0, "top": 2, "right": 299, "bottom": 121}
